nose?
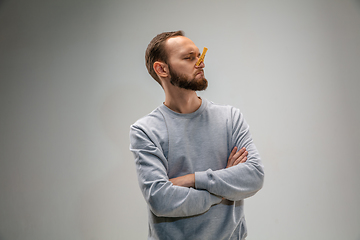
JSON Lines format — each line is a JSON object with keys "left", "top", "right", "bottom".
{"left": 195, "top": 60, "right": 205, "bottom": 68}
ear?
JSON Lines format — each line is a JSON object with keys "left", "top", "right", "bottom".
{"left": 153, "top": 61, "right": 168, "bottom": 78}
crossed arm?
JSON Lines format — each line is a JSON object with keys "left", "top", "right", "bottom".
{"left": 170, "top": 147, "right": 248, "bottom": 188}
{"left": 130, "top": 110, "right": 264, "bottom": 217}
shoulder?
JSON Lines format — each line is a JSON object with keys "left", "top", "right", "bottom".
{"left": 130, "top": 107, "right": 170, "bottom": 153}
{"left": 130, "top": 107, "right": 169, "bottom": 144}
{"left": 203, "top": 100, "right": 246, "bottom": 133}
{"left": 131, "top": 107, "right": 165, "bottom": 130}
{"left": 205, "top": 99, "right": 241, "bottom": 119}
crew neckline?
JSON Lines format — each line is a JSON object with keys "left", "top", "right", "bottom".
{"left": 159, "top": 98, "right": 208, "bottom": 119}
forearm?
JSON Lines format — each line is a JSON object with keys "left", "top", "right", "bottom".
{"left": 130, "top": 125, "right": 222, "bottom": 218}
{"left": 171, "top": 145, "right": 263, "bottom": 201}
{"left": 170, "top": 164, "right": 263, "bottom": 201}
{"left": 134, "top": 153, "right": 222, "bottom": 217}
{"left": 142, "top": 179, "right": 222, "bottom": 217}
{"left": 194, "top": 107, "right": 265, "bottom": 201}
{"left": 136, "top": 161, "right": 221, "bottom": 217}
{"left": 195, "top": 161, "right": 264, "bottom": 201}
{"left": 170, "top": 173, "right": 195, "bottom": 188}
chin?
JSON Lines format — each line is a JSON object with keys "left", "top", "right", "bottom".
{"left": 194, "top": 78, "right": 208, "bottom": 91}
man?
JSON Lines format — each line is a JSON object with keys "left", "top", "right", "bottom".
{"left": 129, "top": 31, "right": 264, "bottom": 240}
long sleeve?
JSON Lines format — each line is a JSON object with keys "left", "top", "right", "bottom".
{"left": 194, "top": 108, "right": 264, "bottom": 201}
{"left": 130, "top": 124, "right": 222, "bottom": 218}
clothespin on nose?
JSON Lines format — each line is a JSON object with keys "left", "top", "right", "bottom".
{"left": 196, "top": 47, "right": 208, "bottom": 66}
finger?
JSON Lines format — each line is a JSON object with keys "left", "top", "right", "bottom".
{"left": 227, "top": 147, "right": 238, "bottom": 167}
{"left": 234, "top": 150, "right": 248, "bottom": 165}
{"left": 228, "top": 148, "right": 245, "bottom": 167}
{"left": 228, "top": 147, "right": 237, "bottom": 161}
{"left": 240, "top": 156, "right": 247, "bottom": 163}
{"left": 232, "top": 147, "right": 245, "bottom": 161}
{"left": 239, "top": 150, "right": 248, "bottom": 163}
{"left": 241, "top": 150, "right": 248, "bottom": 158}
{"left": 234, "top": 156, "right": 247, "bottom": 165}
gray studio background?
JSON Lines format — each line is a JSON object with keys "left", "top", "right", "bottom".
{"left": 1, "top": 0, "right": 359, "bottom": 239}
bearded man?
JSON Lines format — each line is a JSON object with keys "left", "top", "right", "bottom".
{"left": 129, "top": 31, "right": 264, "bottom": 240}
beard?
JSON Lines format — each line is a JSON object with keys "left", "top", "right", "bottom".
{"left": 168, "top": 65, "right": 208, "bottom": 91}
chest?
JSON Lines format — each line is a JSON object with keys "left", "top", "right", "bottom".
{"left": 165, "top": 115, "right": 232, "bottom": 178}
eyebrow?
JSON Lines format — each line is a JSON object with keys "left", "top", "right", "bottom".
{"left": 181, "top": 51, "right": 201, "bottom": 58}
{"left": 182, "top": 51, "right": 196, "bottom": 56}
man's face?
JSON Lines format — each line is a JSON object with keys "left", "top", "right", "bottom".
{"left": 165, "top": 36, "right": 208, "bottom": 91}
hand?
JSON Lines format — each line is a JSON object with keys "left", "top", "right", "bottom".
{"left": 170, "top": 174, "right": 195, "bottom": 188}
{"left": 226, "top": 147, "right": 248, "bottom": 168}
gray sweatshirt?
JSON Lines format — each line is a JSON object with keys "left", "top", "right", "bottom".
{"left": 129, "top": 98, "right": 264, "bottom": 240}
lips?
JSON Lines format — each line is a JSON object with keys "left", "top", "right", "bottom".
{"left": 195, "top": 70, "right": 204, "bottom": 76}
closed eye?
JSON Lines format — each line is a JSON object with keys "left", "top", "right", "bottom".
{"left": 184, "top": 56, "right": 195, "bottom": 60}
{"left": 183, "top": 51, "right": 199, "bottom": 60}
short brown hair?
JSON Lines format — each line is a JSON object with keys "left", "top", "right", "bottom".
{"left": 145, "top": 31, "right": 184, "bottom": 85}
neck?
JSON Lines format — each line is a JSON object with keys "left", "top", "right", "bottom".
{"left": 163, "top": 87, "right": 202, "bottom": 114}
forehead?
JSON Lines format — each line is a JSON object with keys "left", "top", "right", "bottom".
{"left": 165, "top": 36, "right": 199, "bottom": 57}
